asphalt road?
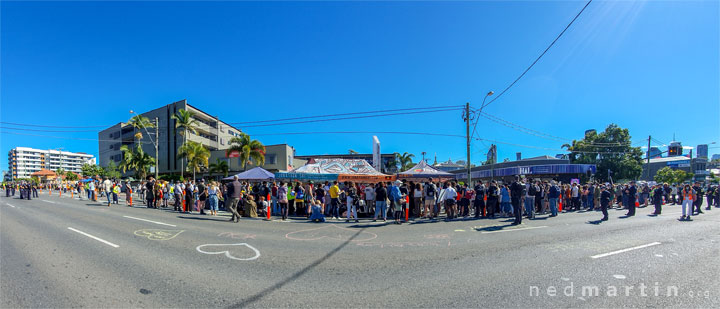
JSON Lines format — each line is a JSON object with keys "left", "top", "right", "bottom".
{"left": 1, "top": 193, "right": 718, "bottom": 308}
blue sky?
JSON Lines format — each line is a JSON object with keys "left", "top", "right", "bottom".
{"left": 1, "top": 1, "right": 718, "bottom": 171}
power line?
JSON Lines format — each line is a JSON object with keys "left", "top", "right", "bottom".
{"left": 230, "top": 105, "right": 463, "bottom": 125}
{"left": 482, "top": 0, "right": 593, "bottom": 109}
{"left": 239, "top": 107, "right": 463, "bottom": 128}
{"left": 249, "top": 131, "right": 466, "bottom": 138}
{"left": 0, "top": 121, "right": 113, "bottom": 128}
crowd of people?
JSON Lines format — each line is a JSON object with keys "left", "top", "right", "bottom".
{"left": 4, "top": 176, "right": 719, "bottom": 224}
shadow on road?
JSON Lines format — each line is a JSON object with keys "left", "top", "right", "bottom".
{"left": 473, "top": 224, "right": 514, "bottom": 232}
{"left": 586, "top": 220, "right": 603, "bottom": 225}
{"left": 227, "top": 227, "right": 366, "bottom": 308}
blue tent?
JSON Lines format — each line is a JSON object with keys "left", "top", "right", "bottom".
{"left": 224, "top": 167, "right": 275, "bottom": 181}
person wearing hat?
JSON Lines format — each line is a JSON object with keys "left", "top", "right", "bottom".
{"left": 390, "top": 180, "right": 405, "bottom": 224}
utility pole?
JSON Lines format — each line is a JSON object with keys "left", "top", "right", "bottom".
{"left": 421, "top": 151, "right": 426, "bottom": 163}
{"left": 646, "top": 135, "right": 651, "bottom": 180}
{"left": 155, "top": 117, "right": 160, "bottom": 180}
{"left": 465, "top": 102, "right": 471, "bottom": 186}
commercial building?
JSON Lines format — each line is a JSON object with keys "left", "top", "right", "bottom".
{"left": 7, "top": 147, "right": 95, "bottom": 179}
{"left": 452, "top": 155, "right": 596, "bottom": 184}
{"left": 98, "top": 99, "right": 243, "bottom": 175}
{"left": 208, "top": 144, "right": 305, "bottom": 176}
{"left": 640, "top": 142, "right": 709, "bottom": 182}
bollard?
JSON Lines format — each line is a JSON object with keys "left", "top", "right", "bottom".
{"left": 559, "top": 194, "right": 563, "bottom": 212}
{"left": 182, "top": 190, "right": 186, "bottom": 212}
{"left": 49, "top": 190, "right": 52, "bottom": 196}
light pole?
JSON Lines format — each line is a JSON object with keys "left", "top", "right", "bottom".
{"left": 467, "top": 91, "right": 494, "bottom": 184}
{"left": 130, "top": 110, "right": 159, "bottom": 180}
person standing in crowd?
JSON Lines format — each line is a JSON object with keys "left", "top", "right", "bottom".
{"left": 443, "top": 181, "right": 457, "bottom": 221}
{"left": 112, "top": 182, "right": 120, "bottom": 204}
{"left": 459, "top": 183, "right": 473, "bottom": 218}
{"left": 144, "top": 177, "right": 155, "bottom": 208}
{"left": 207, "top": 181, "right": 219, "bottom": 216}
{"left": 345, "top": 181, "right": 359, "bottom": 223}
{"left": 524, "top": 179, "right": 536, "bottom": 219}
{"left": 652, "top": 184, "right": 664, "bottom": 215}
{"left": 424, "top": 180, "right": 437, "bottom": 219}
{"left": 173, "top": 181, "right": 183, "bottom": 211}
{"left": 32, "top": 184, "right": 38, "bottom": 198}
{"left": 548, "top": 180, "right": 559, "bottom": 217}
{"left": 500, "top": 184, "right": 511, "bottom": 217}
{"left": 692, "top": 182, "right": 704, "bottom": 215}
{"left": 270, "top": 182, "right": 279, "bottom": 215}
{"left": 373, "top": 182, "right": 388, "bottom": 222}
{"left": 102, "top": 177, "right": 113, "bottom": 207}
{"left": 389, "top": 180, "right": 405, "bottom": 224}
{"left": 125, "top": 181, "right": 133, "bottom": 206}
{"left": 364, "top": 183, "right": 375, "bottom": 216}
{"left": 329, "top": 181, "right": 340, "bottom": 220}
{"left": 680, "top": 184, "right": 695, "bottom": 221}
{"left": 314, "top": 182, "right": 326, "bottom": 213}
{"left": 473, "top": 182, "right": 486, "bottom": 219}
{"left": 707, "top": 185, "right": 716, "bottom": 209}
{"left": 197, "top": 179, "right": 207, "bottom": 215}
{"left": 625, "top": 181, "right": 637, "bottom": 217}
{"left": 293, "top": 182, "right": 305, "bottom": 217}
{"left": 184, "top": 180, "right": 195, "bottom": 213}
{"left": 600, "top": 185, "right": 611, "bottom": 221}
{"left": 412, "top": 183, "right": 423, "bottom": 219}
{"left": 509, "top": 177, "right": 523, "bottom": 224}
{"left": 278, "top": 181, "right": 289, "bottom": 221}
{"left": 226, "top": 176, "right": 242, "bottom": 222}
{"left": 570, "top": 183, "right": 580, "bottom": 211}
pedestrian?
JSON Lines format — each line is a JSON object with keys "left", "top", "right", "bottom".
{"left": 443, "top": 181, "right": 458, "bottom": 221}
{"left": 424, "top": 180, "right": 438, "bottom": 218}
{"left": 278, "top": 181, "right": 289, "bottom": 221}
{"left": 548, "top": 180, "right": 559, "bottom": 217}
{"left": 102, "top": 177, "right": 113, "bottom": 207}
{"left": 652, "top": 184, "right": 664, "bottom": 215}
{"left": 346, "top": 181, "right": 359, "bottom": 223}
{"left": 625, "top": 181, "right": 637, "bottom": 216}
{"left": 680, "top": 184, "right": 695, "bottom": 221}
{"left": 692, "top": 182, "right": 704, "bottom": 215}
{"left": 126, "top": 181, "right": 133, "bottom": 206}
{"left": 226, "top": 176, "right": 242, "bottom": 222}
{"left": 112, "top": 182, "right": 120, "bottom": 204}
{"left": 329, "top": 181, "right": 340, "bottom": 220}
{"left": 207, "top": 181, "right": 219, "bottom": 216}
{"left": 271, "top": 182, "right": 279, "bottom": 215}
{"left": 412, "top": 183, "right": 423, "bottom": 219}
{"left": 144, "top": 177, "right": 155, "bottom": 208}
{"left": 373, "top": 182, "right": 388, "bottom": 222}
{"left": 571, "top": 183, "right": 580, "bottom": 211}
{"left": 509, "top": 177, "right": 523, "bottom": 224}
{"left": 197, "top": 179, "right": 207, "bottom": 215}
{"left": 600, "top": 185, "right": 611, "bottom": 221}
{"left": 294, "top": 182, "right": 306, "bottom": 217}
{"left": 309, "top": 199, "right": 325, "bottom": 222}
{"left": 185, "top": 180, "right": 195, "bottom": 214}
{"left": 524, "top": 179, "right": 537, "bottom": 219}
{"left": 473, "top": 182, "right": 486, "bottom": 219}
{"left": 390, "top": 180, "right": 406, "bottom": 224}
{"left": 364, "top": 183, "right": 375, "bottom": 216}
{"left": 243, "top": 195, "right": 258, "bottom": 218}
{"left": 500, "top": 184, "right": 511, "bottom": 216}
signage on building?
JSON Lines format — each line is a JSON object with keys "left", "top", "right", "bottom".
{"left": 667, "top": 160, "right": 690, "bottom": 168}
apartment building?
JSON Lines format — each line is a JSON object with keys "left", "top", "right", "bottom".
{"left": 8, "top": 147, "right": 96, "bottom": 179}
{"left": 98, "top": 99, "right": 244, "bottom": 175}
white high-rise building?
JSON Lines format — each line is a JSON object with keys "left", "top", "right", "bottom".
{"left": 8, "top": 147, "right": 96, "bottom": 179}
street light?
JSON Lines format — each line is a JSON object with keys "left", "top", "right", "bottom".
{"left": 130, "top": 110, "right": 159, "bottom": 180}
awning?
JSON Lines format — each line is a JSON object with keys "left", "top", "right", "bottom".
{"left": 224, "top": 167, "right": 275, "bottom": 181}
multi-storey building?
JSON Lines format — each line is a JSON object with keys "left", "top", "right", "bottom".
{"left": 98, "top": 99, "right": 244, "bottom": 175}
{"left": 8, "top": 147, "right": 96, "bottom": 179}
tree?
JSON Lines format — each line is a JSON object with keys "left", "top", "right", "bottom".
{"left": 226, "top": 132, "right": 266, "bottom": 170}
{"left": 55, "top": 168, "right": 65, "bottom": 178}
{"left": 80, "top": 164, "right": 104, "bottom": 177}
{"left": 562, "top": 124, "right": 643, "bottom": 182}
{"left": 103, "top": 161, "right": 122, "bottom": 179}
{"left": 65, "top": 171, "right": 79, "bottom": 181}
{"left": 119, "top": 145, "right": 155, "bottom": 180}
{"left": 171, "top": 109, "right": 200, "bottom": 178}
{"left": 209, "top": 158, "right": 230, "bottom": 179}
{"left": 393, "top": 152, "right": 415, "bottom": 172}
{"left": 178, "top": 141, "right": 210, "bottom": 181}
{"left": 128, "top": 114, "right": 156, "bottom": 141}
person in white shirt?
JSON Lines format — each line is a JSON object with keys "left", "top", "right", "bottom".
{"left": 364, "top": 183, "right": 375, "bottom": 215}
{"left": 444, "top": 182, "right": 458, "bottom": 220}
{"left": 571, "top": 183, "right": 580, "bottom": 210}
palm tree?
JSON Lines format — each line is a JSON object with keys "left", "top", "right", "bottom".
{"left": 226, "top": 132, "right": 265, "bottom": 170}
{"left": 394, "top": 152, "right": 415, "bottom": 171}
{"left": 178, "top": 141, "right": 210, "bottom": 181}
{"left": 119, "top": 144, "right": 155, "bottom": 180}
{"left": 127, "top": 114, "right": 155, "bottom": 141}
{"left": 209, "top": 158, "right": 230, "bottom": 180}
{"left": 171, "top": 109, "right": 200, "bottom": 179}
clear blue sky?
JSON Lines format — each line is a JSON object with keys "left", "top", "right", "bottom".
{"left": 1, "top": 1, "right": 718, "bottom": 171}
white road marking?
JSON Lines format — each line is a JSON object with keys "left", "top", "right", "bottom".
{"left": 196, "top": 243, "right": 261, "bottom": 261}
{"left": 6, "top": 203, "right": 16, "bottom": 208}
{"left": 591, "top": 242, "right": 661, "bottom": 259}
{"left": 67, "top": 227, "right": 119, "bottom": 248}
{"left": 613, "top": 274, "right": 626, "bottom": 279}
{"left": 123, "top": 215, "right": 176, "bottom": 227}
{"left": 481, "top": 226, "right": 548, "bottom": 234}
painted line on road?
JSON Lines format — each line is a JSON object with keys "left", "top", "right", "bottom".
{"left": 480, "top": 226, "right": 548, "bottom": 234}
{"left": 590, "top": 242, "right": 661, "bottom": 259}
{"left": 5, "top": 203, "right": 16, "bottom": 208}
{"left": 123, "top": 215, "right": 177, "bottom": 227}
{"left": 67, "top": 227, "right": 119, "bottom": 248}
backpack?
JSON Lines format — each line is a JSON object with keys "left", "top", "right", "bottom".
{"left": 426, "top": 185, "right": 435, "bottom": 196}
{"left": 528, "top": 184, "right": 538, "bottom": 196}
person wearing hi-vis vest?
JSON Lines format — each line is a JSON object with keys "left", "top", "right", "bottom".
{"left": 112, "top": 183, "right": 120, "bottom": 204}
{"left": 680, "top": 184, "right": 696, "bottom": 221}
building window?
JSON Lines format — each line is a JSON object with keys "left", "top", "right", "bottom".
{"left": 265, "top": 154, "right": 277, "bottom": 165}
